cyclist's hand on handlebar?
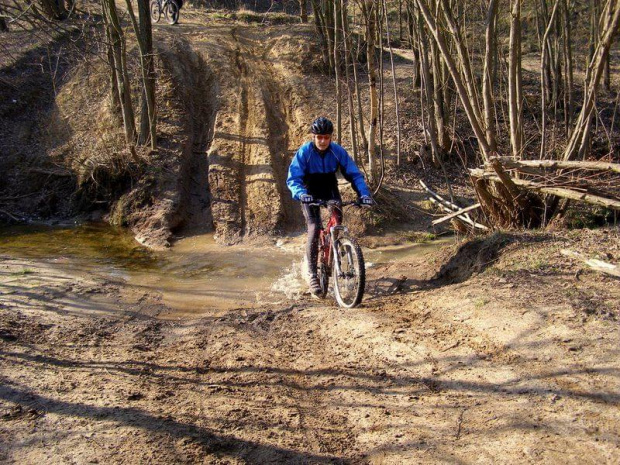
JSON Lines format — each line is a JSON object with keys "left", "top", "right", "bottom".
{"left": 300, "top": 194, "right": 314, "bottom": 204}
{"left": 360, "top": 195, "right": 374, "bottom": 206}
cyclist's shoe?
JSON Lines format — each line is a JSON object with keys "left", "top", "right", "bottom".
{"left": 309, "top": 275, "right": 322, "bottom": 298}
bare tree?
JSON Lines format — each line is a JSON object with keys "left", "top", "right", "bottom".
{"left": 563, "top": 0, "right": 620, "bottom": 161}
{"left": 124, "top": 0, "right": 157, "bottom": 149}
{"left": 482, "top": 0, "right": 499, "bottom": 154}
{"left": 414, "top": 0, "right": 493, "bottom": 161}
{"left": 102, "top": 0, "right": 137, "bottom": 145}
{"left": 561, "top": 0, "right": 574, "bottom": 132}
{"left": 508, "top": 0, "right": 523, "bottom": 159}
{"left": 539, "top": 0, "right": 560, "bottom": 159}
{"left": 382, "top": 0, "right": 401, "bottom": 165}
{"left": 341, "top": 0, "right": 359, "bottom": 161}
{"left": 334, "top": 0, "right": 342, "bottom": 142}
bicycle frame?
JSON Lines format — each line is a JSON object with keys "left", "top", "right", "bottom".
{"left": 316, "top": 201, "right": 355, "bottom": 277}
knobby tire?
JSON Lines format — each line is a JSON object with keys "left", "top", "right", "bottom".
{"left": 333, "top": 234, "right": 365, "bottom": 308}
{"left": 149, "top": 0, "right": 161, "bottom": 22}
{"left": 164, "top": 0, "right": 179, "bottom": 24}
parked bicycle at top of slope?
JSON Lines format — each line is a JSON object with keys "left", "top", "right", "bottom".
{"left": 150, "top": 0, "right": 181, "bottom": 25}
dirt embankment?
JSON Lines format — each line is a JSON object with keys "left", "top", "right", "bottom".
{"left": 191, "top": 23, "right": 314, "bottom": 243}
{"left": 1, "top": 15, "right": 357, "bottom": 247}
{"left": 1, "top": 228, "right": 619, "bottom": 463}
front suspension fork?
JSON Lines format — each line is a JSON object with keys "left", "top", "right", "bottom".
{"left": 329, "top": 225, "right": 348, "bottom": 277}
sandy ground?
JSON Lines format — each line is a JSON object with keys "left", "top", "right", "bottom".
{"left": 2, "top": 7, "right": 619, "bottom": 464}
{"left": 1, "top": 228, "right": 619, "bottom": 464}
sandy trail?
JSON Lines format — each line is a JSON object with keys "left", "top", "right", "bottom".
{"left": 1, "top": 11, "right": 619, "bottom": 465}
{"left": 2, "top": 228, "right": 619, "bottom": 464}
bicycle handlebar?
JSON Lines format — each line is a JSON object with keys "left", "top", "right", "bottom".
{"left": 307, "top": 199, "right": 370, "bottom": 208}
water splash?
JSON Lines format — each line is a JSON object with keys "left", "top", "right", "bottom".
{"left": 270, "top": 259, "right": 307, "bottom": 299}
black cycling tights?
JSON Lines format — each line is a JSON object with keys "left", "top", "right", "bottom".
{"left": 301, "top": 203, "right": 342, "bottom": 277}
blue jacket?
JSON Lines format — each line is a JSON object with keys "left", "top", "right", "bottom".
{"left": 287, "top": 141, "right": 371, "bottom": 201}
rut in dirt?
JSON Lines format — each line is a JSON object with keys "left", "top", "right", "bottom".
{"left": 192, "top": 25, "right": 308, "bottom": 244}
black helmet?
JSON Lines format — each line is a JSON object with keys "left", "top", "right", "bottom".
{"left": 310, "top": 117, "right": 334, "bottom": 135}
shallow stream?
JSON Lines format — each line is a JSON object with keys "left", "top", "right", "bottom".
{"left": 0, "top": 223, "right": 449, "bottom": 318}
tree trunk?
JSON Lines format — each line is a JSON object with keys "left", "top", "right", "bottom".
{"left": 311, "top": 0, "right": 331, "bottom": 70}
{"left": 561, "top": 0, "right": 574, "bottom": 131}
{"left": 440, "top": 0, "right": 482, "bottom": 124}
{"left": 377, "top": 0, "right": 384, "bottom": 159}
{"left": 299, "top": 0, "right": 308, "bottom": 22}
{"left": 325, "top": 0, "right": 335, "bottom": 73}
{"left": 398, "top": 0, "right": 403, "bottom": 42}
{"left": 431, "top": 33, "right": 448, "bottom": 154}
{"left": 104, "top": 21, "right": 121, "bottom": 119}
{"left": 482, "top": 0, "right": 498, "bottom": 153}
{"left": 341, "top": 0, "right": 359, "bottom": 162}
{"left": 563, "top": 1, "right": 620, "bottom": 161}
{"left": 125, "top": 0, "right": 157, "bottom": 149}
{"left": 361, "top": 0, "right": 378, "bottom": 182}
{"left": 418, "top": 15, "right": 441, "bottom": 165}
{"left": 406, "top": 2, "right": 421, "bottom": 87}
{"left": 0, "top": 4, "right": 8, "bottom": 31}
{"left": 103, "top": 0, "right": 137, "bottom": 145}
{"left": 508, "top": 0, "right": 523, "bottom": 159}
{"left": 414, "top": 0, "right": 492, "bottom": 161}
{"left": 138, "top": 0, "right": 156, "bottom": 149}
{"left": 382, "top": 0, "right": 401, "bottom": 165}
{"left": 540, "top": 0, "right": 560, "bottom": 159}
{"left": 334, "top": 0, "right": 342, "bottom": 142}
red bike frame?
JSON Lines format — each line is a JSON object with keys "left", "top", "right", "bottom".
{"left": 318, "top": 206, "right": 342, "bottom": 273}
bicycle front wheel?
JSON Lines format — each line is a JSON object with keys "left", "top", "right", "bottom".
{"left": 164, "top": 0, "right": 179, "bottom": 24}
{"left": 149, "top": 0, "right": 161, "bottom": 22}
{"left": 333, "top": 234, "right": 365, "bottom": 308}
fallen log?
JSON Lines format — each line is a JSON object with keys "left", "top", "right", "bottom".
{"left": 561, "top": 249, "right": 620, "bottom": 278}
{"left": 420, "top": 180, "right": 490, "bottom": 231}
{"left": 0, "top": 209, "right": 22, "bottom": 221}
{"left": 469, "top": 170, "right": 620, "bottom": 210}
{"left": 428, "top": 197, "right": 489, "bottom": 230}
{"left": 493, "top": 157, "right": 620, "bottom": 174}
{"left": 432, "top": 203, "right": 481, "bottom": 225}
{"left": 420, "top": 180, "right": 463, "bottom": 211}
{"left": 420, "top": 180, "right": 482, "bottom": 223}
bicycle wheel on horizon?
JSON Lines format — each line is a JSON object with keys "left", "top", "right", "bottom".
{"left": 149, "top": 0, "right": 161, "bottom": 22}
{"left": 164, "top": 0, "right": 179, "bottom": 24}
{"left": 333, "top": 234, "right": 365, "bottom": 308}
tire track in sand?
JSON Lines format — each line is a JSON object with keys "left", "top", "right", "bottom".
{"left": 204, "top": 26, "right": 306, "bottom": 243}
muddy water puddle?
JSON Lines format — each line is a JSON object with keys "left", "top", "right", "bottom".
{"left": 0, "top": 223, "right": 450, "bottom": 318}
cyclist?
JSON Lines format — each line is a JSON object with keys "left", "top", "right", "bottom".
{"left": 287, "top": 116, "right": 373, "bottom": 297}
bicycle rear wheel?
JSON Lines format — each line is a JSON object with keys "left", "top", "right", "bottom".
{"left": 149, "top": 0, "right": 161, "bottom": 22}
{"left": 164, "top": 0, "right": 179, "bottom": 24}
{"left": 333, "top": 234, "right": 365, "bottom": 308}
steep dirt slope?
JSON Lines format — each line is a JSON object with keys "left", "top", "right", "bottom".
{"left": 152, "top": 18, "right": 321, "bottom": 244}
{"left": 0, "top": 15, "right": 333, "bottom": 246}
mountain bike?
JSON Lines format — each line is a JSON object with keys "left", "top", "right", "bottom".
{"left": 150, "top": 0, "right": 180, "bottom": 25}
{"left": 311, "top": 200, "right": 368, "bottom": 308}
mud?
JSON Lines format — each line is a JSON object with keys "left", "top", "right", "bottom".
{"left": 1, "top": 228, "right": 619, "bottom": 463}
{"left": 2, "top": 9, "right": 619, "bottom": 465}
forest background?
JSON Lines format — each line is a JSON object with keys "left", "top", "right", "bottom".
{"left": 0, "top": 0, "right": 619, "bottom": 243}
